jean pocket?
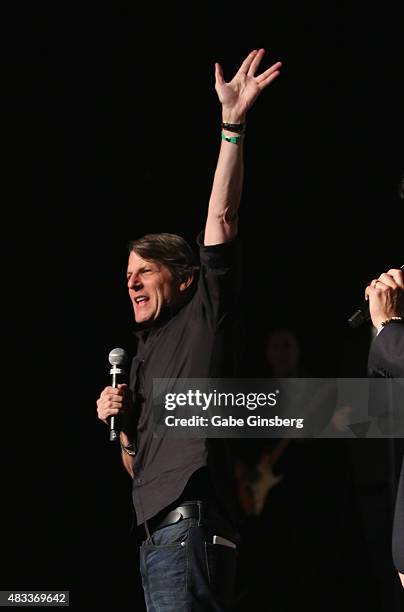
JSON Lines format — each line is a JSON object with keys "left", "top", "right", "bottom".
{"left": 205, "top": 540, "right": 237, "bottom": 603}
{"left": 148, "top": 517, "right": 198, "bottom": 548}
{"left": 141, "top": 541, "right": 187, "bottom": 599}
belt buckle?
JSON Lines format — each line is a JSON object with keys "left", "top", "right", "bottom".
{"left": 155, "top": 509, "right": 183, "bottom": 532}
{"left": 169, "top": 510, "right": 183, "bottom": 525}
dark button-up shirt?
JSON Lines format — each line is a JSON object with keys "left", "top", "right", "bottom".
{"left": 129, "top": 232, "right": 241, "bottom": 525}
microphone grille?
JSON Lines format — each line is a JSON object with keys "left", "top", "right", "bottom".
{"left": 108, "top": 347, "right": 127, "bottom": 366}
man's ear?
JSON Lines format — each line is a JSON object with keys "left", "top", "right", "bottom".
{"left": 179, "top": 275, "right": 194, "bottom": 292}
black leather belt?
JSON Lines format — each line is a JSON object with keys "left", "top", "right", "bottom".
{"left": 151, "top": 502, "right": 201, "bottom": 532}
{"left": 137, "top": 501, "right": 237, "bottom": 544}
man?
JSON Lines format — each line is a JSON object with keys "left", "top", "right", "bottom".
{"left": 366, "top": 267, "right": 404, "bottom": 587}
{"left": 97, "top": 49, "right": 282, "bottom": 610}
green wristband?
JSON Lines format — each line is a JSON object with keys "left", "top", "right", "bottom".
{"left": 221, "top": 131, "right": 242, "bottom": 145}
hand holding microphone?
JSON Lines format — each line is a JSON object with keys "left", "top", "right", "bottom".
{"left": 365, "top": 268, "right": 404, "bottom": 330}
{"left": 348, "top": 265, "right": 404, "bottom": 328}
{"left": 96, "top": 348, "right": 130, "bottom": 442}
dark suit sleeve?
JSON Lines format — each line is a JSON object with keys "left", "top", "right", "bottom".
{"left": 367, "top": 322, "right": 404, "bottom": 572}
{"left": 368, "top": 322, "right": 404, "bottom": 378}
{"left": 392, "top": 459, "right": 404, "bottom": 573}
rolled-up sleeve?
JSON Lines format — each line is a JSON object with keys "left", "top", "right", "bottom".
{"left": 194, "top": 231, "right": 242, "bottom": 327}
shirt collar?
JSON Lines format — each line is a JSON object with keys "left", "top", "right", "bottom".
{"left": 132, "top": 302, "right": 184, "bottom": 341}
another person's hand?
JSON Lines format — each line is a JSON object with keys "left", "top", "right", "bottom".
{"left": 365, "top": 268, "right": 404, "bottom": 330}
{"left": 215, "top": 48, "right": 282, "bottom": 123}
{"left": 96, "top": 383, "right": 131, "bottom": 425}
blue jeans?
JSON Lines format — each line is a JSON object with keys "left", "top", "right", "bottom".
{"left": 139, "top": 504, "right": 238, "bottom": 611}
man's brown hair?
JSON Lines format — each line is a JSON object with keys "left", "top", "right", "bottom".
{"left": 128, "top": 233, "right": 198, "bottom": 283}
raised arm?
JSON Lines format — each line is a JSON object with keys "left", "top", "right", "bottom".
{"left": 204, "top": 48, "right": 282, "bottom": 246}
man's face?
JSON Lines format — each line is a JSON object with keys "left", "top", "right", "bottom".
{"left": 127, "top": 251, "right": 181, "bottom": 324}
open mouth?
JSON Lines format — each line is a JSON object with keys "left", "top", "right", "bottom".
{"left": 134, "top": 296, "right": 149, "bottom": 306}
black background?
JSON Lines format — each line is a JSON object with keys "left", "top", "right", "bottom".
{"left": 1, "top": 3, "right": 404, "bottom": 610}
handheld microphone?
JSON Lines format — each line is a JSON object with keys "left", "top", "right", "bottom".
{"left": 348, "top": 264, "right": 404, "bottom": 328}
{"left": 347, "top": 302, "right": 371, "bottom": 329}
{"left": 108, "top": 347, "right": 127, "bottom": 442}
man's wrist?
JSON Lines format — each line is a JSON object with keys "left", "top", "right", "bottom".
{"left": 222, "top": 110, "right": 246, "bottom": 124}
{"left": 375, "top": 316, "right": 404, "bottom": 335}
{"left": 120, "top": 439, "right": 136, "bottom": 456}
{"left": 120, "top": 431, "right": 133, "bottom": 446}
{"left": 222, "top": 121, "right": 246, "bottom": 134}
{"left": 221, "top": 131, "right": 244, "bottom": 145}
{"left": 381, "top": 316, "right": 404, "bottom": 327}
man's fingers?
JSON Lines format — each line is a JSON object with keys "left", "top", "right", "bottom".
{"left": 236, "top": 49, "right": 259, "bottom": 77}
{"left": 247, "top": 48, "right": 265, "bottom": 76}
{"left": 386, "top": 269, "right": 404, "bottom": 288}
{"left": 256, "top": 62, "right": 283, "bottom": 84}
{"left": 365, "top": 285, "right": 382, "bottom": 301}
{"left": 104, "top": 407, "right": 120, "bottom": 415}
{"left": 106, "top": 398, "right": 124, "bottom": 407}
{"left": 97, "top": 405, "right": 120, "bottom": 424}
{"left": 368, "top": 277, "right": 390, "bottom": 291}
{"left": 257, "top": 70, "right": 281, "bottom": 90}
{"left": 377, "top": 272, "right": 398, "bottom": 289}
{"left": 365, "top": 279, "right": 385, "bottom": 298}
{"left": 97, "top": 395, "right": 124, "bottom": 410}
{"left": 101, "top": 386, "right": 123, "bottom": 397}
{"left": 215, "top": 62, "right": 225, "bottom": 86}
